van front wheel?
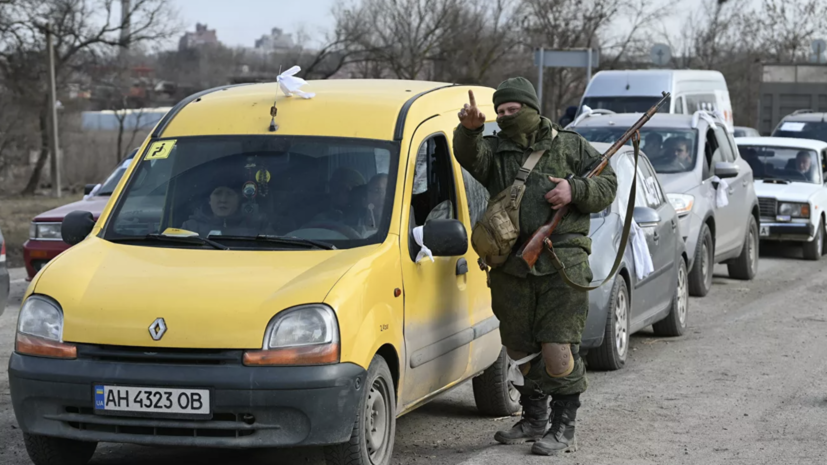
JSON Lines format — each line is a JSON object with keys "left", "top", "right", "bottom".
{"left": 23, "top": 433, "right": 96, "bottom": 465}
{"left": 324, "top": 355, "right": 396, "bottom": 465}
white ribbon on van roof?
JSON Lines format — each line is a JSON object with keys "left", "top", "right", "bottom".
{"left": 277, "top": 66, "right": 315, "bottom": 99}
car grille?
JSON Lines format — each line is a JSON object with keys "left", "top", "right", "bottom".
{"left": 75, "top": 344, "right": 243, "bottom": 366}
{"left": 758, "top": 197, "right": 777, "bottom": 218}
{"left": 51, "top": 407, "right": 263, "bottom": 438}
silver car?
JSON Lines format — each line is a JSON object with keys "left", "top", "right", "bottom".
{"left": 581, "top": 143, "right": 688, "bottom": 370}
{"left": 571, "top": 111, "right": 760, "bottom": 297}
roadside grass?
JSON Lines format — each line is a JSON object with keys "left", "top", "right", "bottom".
{"left": 0, "top": 195, "right": 82, "bottom": 268}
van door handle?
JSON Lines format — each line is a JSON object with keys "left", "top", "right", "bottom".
{"left": 728, "top": 187, "right": 735, "bottom": 195}
{"left": 671, "top": 219, "right": 677, "bottom": 231}
{"left": 653, "top": 231, "right": 660, "bottom": 243}
{"left": 456, "top": 258, "right": 468, "bottom": 275}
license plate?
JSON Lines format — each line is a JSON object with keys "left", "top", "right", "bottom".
{"left": 760, "top": 225, "right": 770, "bottom": 237}
{"left": 94, "top": 385, "right": 210, "bottom": 415}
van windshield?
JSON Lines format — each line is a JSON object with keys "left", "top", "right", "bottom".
{"left": 738, "top": 145, "right": 821, "bottom": 184}
{"left": 103, "top": 135, "right": 399, "bottom": 250}
{"left": 575, "top": 127, "right": 698, "bottom": 174}
{"left": 581, "top": 96, "right": 671, "bottom": 115}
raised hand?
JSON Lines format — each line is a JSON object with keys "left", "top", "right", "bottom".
{"left": 458, "top": 90, "right": 486, "bottom": 130}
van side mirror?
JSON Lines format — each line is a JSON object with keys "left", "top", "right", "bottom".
{"left": 61, "top": 211, "right": 96, "bottom": 245}
{"left": 714, "top": 161, "right": 739, "bottom": 178}
{"left": 633, "top": 206, "right": 660, "bottom": 228}
{"left": 423, "top": 219, "right": 468, "bottom": 256}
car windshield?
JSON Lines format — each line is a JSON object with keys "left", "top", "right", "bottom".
{"left": 103, "top": 135, "right": 398, "bottom": 249}
{"left": 737, "top": 145, "right": 821, "bottom": 184}
{"left": 97, "top": 158, "right": 134, "bottom": 195}
{"left": 575, "top": 127, "right": 698, "bottom": 174}
{"left": 772, "top": 121, "right": 827, "bottom": 143}
{"left": 581, "top": 96, "right": 671, "bottom": 115}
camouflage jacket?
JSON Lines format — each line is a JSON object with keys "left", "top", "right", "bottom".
{"left": 453, "top": 117, "right": 617, "bottom": 277}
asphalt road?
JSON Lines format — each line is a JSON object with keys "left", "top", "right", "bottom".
{"left": 2, "top": 242, "right": 827, "bottom": 465}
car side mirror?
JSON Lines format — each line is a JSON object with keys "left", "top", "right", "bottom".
{"left": 61, "top": 211, "right": 96, "bottom": 245}
{"left": 633, "top": 206, "right": 660, "bottom": 228}
{"left": 714, "top": 161, "right": 739, "bottom": 179}
{"left": 423, "top": 219, "right": 468, "bottom": 256}
{"left": 84, "top": 183, "right": 97, "bottom": 195}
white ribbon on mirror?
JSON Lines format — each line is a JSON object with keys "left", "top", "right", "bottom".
{"left": 412, "top": 226, "right": 434, "bottom": 264}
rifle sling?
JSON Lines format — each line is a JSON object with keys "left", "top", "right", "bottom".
{"left": 548, "top": 136, "right": 640, "bottom": 292}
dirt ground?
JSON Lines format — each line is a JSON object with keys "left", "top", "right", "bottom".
{"left": 2, "top": 242, "right": 827, "bottom": 464}
{"left": 0, "top": 195, "right": 83, "bottom": 267}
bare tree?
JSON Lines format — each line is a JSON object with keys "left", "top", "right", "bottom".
{"left": 0, "top": 0, "right": 179, "bottom": 195}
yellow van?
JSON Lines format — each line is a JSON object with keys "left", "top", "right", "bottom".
{"left": 10, "top": 80, "right": 520, "bottom": 465}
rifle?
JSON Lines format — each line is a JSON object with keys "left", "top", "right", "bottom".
{"left": 516, "top": 91, "right": 671, "bottom": 274}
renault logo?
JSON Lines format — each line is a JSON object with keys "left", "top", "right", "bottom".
{"left": 149, "top": 318, "right": 167, "bottom": 341}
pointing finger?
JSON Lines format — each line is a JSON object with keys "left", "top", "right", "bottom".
{"left": 468, "top": 90, "right": 477, "bottom": 108}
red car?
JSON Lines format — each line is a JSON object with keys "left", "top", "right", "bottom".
{"left": 23, "top": 150, "right": 137, "bottom": 280}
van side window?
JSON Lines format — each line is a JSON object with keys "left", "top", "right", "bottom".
{"left": 686, "top": 94, "right": 717, "bottom": 113}
{"left": 704, "top": 128, "right": 721, "bottom": 179}
{"left": 409, "top": 135, "right": 458, "bottom": 259}
{"left": 674, "top": 96, "right": 684, "bottom": 114}
{"left": 639, "top": 159, "right": 665, "bottom": 208}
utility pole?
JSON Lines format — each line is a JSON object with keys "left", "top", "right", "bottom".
{"left": 46, "top": 23, "right": 62, "bottom": 198}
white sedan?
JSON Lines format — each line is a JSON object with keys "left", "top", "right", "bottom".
{"left": 735, "top": 137, "right": 827, "bottom": 260}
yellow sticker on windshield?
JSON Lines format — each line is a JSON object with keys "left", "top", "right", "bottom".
{"left": 145, "top": 140, "right": 177, "bottom": 161}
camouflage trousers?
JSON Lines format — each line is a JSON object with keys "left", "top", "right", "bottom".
{"left": 490, "top": 261, "right": 592, "bottom": 396}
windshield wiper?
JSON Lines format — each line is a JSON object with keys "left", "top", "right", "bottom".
{"left": 109, "top": 234, "right": 229, "bottom": 250}
{"left": 761, "top": 178, "right": 790, "bottom": 184}
{"left": 208, "top": 234, "right": 337, "bottom": 250}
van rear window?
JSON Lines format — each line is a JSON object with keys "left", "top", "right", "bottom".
{"left": 580, "top": 96, "right": 671, "bottom": 115}
{"left": 772, "top": 121, "right": 827, "bottom": 143}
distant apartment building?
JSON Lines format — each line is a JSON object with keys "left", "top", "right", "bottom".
{"left": 179, "top": 23, "right": 219, "bottom": 51}
{"left": 254, "top": 28, "right": 295, "bottom": 51}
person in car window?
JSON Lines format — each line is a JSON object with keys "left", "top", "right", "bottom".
{"left": 665, "top": 137, "right": 693, "bottom": 170}
{"left": 312, "top": 167, "right": 366, "bottom": 226}
{"left": 794, "top": 151, "right": 817, "bottom": 182}
{"left": 643, "top": 133, "right": 663, "bottom": 159}
{"left": 181, "top": 180, "right": 265, "bottom": 237}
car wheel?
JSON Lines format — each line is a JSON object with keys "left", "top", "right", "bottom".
{"left": 802, "top": 218, "right": 824, "bottom": 261}
{"left": 472, "top": 346, "right": 522, "bottom": 416}
{"left": 325, "top": 355, "right": 396, "bottom": 465}
{"left": 727, "top": 216, "right": 759, "bottom": 280}
{"left": 688, "top": 224, "right": 714, "bottom": 297}
{"left": 653, "top": 258, "right": 689, "bottom": 337}
{"left": 585, "top": 276, "right": 629, "bottom": 371}
{"left": 23, "top": 433, "right": 96, "bottom": 465}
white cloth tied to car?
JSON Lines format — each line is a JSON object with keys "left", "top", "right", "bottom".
{"left": 710, "top": 176, "right": 729, "bottom": 208}
{"left": 630, "top": 219, "right": 654, "bottom": 280}
{"left": 412, "top": 226, "right": 434, "bottom": 263}
{"left": 277, "top": 66, "right": 315, "bottom": 99}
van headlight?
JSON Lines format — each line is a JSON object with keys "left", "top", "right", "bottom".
{"left": 15, "top": 296, "right": 77, "bottom": 359}
{"left": 667, "top": 194, "right": 694, "bottom": 217}
{"left": 243, "top": 304, "right": 340, "bottom": 366}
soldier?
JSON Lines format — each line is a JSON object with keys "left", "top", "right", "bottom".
{"left": 453, "top": 78, "right": 617, "bottom": 456}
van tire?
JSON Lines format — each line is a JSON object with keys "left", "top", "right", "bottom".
{"left": 472, "top": 347, "right": 522, "bottom": 416}
{"left": 727, "top": 216, "right": 759, "bottom": 280}
{"left": 803, "top": 219, "right": 824, "bottom": 261}
{"left": 324, "top": 355, "right": 396, "bottom": 465}
{"left": 688, "top": 224, "right": 714, "bottom": 297}
{"left": 23, "top": 433, "right": 96, "bottom": 465}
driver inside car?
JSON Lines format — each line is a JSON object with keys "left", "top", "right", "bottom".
{"left": 793, "top": 151, "right": 817, "bottom": 182}
{"left": 181, "top": 179, "right": 267, "bottom": 237}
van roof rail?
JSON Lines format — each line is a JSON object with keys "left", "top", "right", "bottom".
{"left": 791, "top": 109, "right": 815, "bottom": 115}
{"left": 567, "top": 107, "right": 616, "bottom": 128}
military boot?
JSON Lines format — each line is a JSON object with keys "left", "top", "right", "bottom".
{"left": 531, "top": 396, "right": 580, "bottom": 456}
{"left": 494, "top": 386, "right": 549, "bottom": 444}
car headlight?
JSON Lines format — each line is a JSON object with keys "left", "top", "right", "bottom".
{"left": 15, "top": 295, "right": 76, "bottom": 359}
{"left": 667, "top": 194, "right": 694, "bottom": 217}
{"left": 243, "top": 304, "right": 340, "bottom": 366}
{"left": 778, "top": 202, "right": 809, "bottom": 219}
{"left": 30, "top": 223, "right": 62, "bottom": 240}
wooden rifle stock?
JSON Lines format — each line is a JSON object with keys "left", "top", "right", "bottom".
{"left": 516, "top": 91, "right": 671, "bottom": 269}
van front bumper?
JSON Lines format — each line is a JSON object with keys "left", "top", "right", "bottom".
{"left": 9, "top": 349, "right": 366, "bottom": 448}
